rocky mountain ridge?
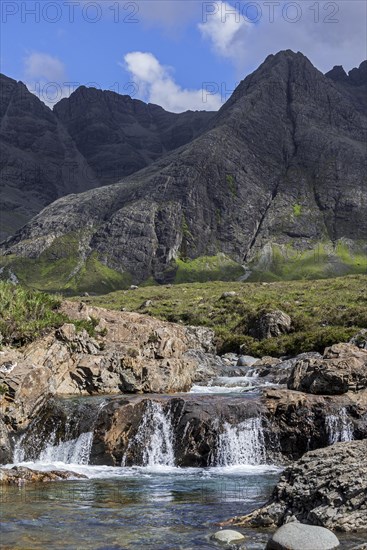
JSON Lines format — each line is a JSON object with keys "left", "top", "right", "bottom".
{"left": 1, "top": 51, "right": 366, "bottom": 290}
{"left": 0, "top": 74, "right": 214, "bottom": 240}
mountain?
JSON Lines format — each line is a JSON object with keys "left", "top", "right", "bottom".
{"left": 1, "top": 51, "right": 366, "bottom": 293}
{"left": 54, "top": 87, "right": 214, "bottom": 185}
{"left": 0, "top": 74, "right": 100, "bottom": 240}
{"left": 0, "top": 76, "right": 214, "bottom": 239}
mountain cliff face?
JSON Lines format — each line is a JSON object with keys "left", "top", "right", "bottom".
{"left": 54, "top": 87, "right": 214, "bottom": 185}
{"left": 0, "top": 76, "right": 214, "bottom": 240}
{"left": 0, "top": 74, "right": 100, "bottom": 240}
{"left": 1, "top": 51, "right": 366, "bottom": 292}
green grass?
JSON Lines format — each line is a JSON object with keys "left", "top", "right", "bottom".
{"left": 248, "top": 242, "right": 367, "bottom": 281}
{"left": 293, "top": 204, "right": 302, "bottom": 217}
{"left": 0, "top": 233, "right": 132, "bottom": 295}
{"left": 174, "top": 254, "right": 245, "bottom": 283}
{"left": 79, "top": 274, "right": 367, "bottom": 357}
{"left": 0, "top": 282, "right": 66, "bottom": 346}
{"left": 0, "top": 282, "right": 99, "bottom": 347}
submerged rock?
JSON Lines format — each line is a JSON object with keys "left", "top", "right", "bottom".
{"left": 266, "top": 523, "right": 340, "bottom": 549}
{"left": 0, "top": 466, "right": 87, "bottom": 483}
{"left": 230, "top": 440, "right": 367, "bottom": 533}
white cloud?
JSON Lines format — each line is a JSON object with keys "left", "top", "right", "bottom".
{"left": 198, "top": 0, "right": 366, "bottom": 76}
{"left": 23, "top": 52, "right": 71, "bottom": 108}
{"left": 124, "top": 51, "right": 222, "bottom": 112}
{"left": 198, "top": 2, "right": 250, "bottom": 58}
{"left": 24, "top": 52, "right": 67, "bottom": 82}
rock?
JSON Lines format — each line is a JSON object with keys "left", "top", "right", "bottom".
{"left": 350, "top": 329, "right": 367, "bottom": 350}
{"left": 266, "top": 523, "right": 340, "bottom": 550}
{"left": 140, "top": 300, "right": 153, "bottom": 308}
{"left": 212, "top": 529, "right": 245, "bottom": 544}
{"left": 129, "top": 285, "right": 139, "bottom": 290}
{"left": 91, "top": 394, "right": 264, "bottom": 467}
{"left": 221, "top": 353, "right": 239, "bottom": 365}
{"left": 237, "top": 355, "right": 258, "bottom": 367}
{"left": 254, "top": 356, "right": 282, "bottom": 367}
{"left": 0, "top": 301, "right": 216, "bottom": 431}
{"left": 0, "top": 417, "right": 12, "bottom": 463}
{"left": 250, "top": 311, "right": 292, "bottom": 340}
{"left": 232, "top": 440, "right": 367, "bottom": 532}
{"left": 0, "top": 466, "right": 87, "bottom": 483}
{"left": 220, "top": 292, "right": 238, "bottom": 299}
{"left": 288, "top": 343, "right": 367, "bottom": 394}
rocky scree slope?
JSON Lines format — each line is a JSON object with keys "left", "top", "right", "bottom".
{"left": 2, "top": 51, "right": 367, "bottom": 289}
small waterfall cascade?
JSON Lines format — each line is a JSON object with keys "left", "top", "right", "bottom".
{"left": 122, "top": 401, "right": 175, "bottom": 467}
{"left": 13, "top": 398, "right": 106, "bottom": 465}
{"left": 38, "top": 431, "right": 94, "bottom": 465}
{"left": 215, "top": 417, "right": 267, "bottom": 466}
{"left": 325, "top": 407, "right": 354, "bottom": 444}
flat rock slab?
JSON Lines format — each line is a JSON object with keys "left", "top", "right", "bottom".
{"left": 266, "top": 523, "right": 340, "bottom": 550}
{"left": 0, "top": 466, "right": 87, "bottom": 484}
{"left": 212, "top": 529, "right": 245, "bottom": 544}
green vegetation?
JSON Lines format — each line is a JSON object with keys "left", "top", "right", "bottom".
{"left": 0, "top": 282, "right": 66, "bottom": 346}
{"left": 248, "top": 242, "right": 367, "bottom": 282}
{"left": 293, "top": 204, "right": 302, "bottom": 217}
{"left": 0, "top": 282, "right": 100, "bottom": 347}
{"left": 226, "top": 174, "right": 237, "bottom": 196}
{"left": 0, "top": 233, "right": 132, "bottom": 295}
{"left": 175, "top": 254, "right": 245, "bottom": 283}
{"left": 81, "top": 275, "right": 367, "bottom": 357}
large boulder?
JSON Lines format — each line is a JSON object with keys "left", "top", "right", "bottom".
{"left": 266, "top": 523, "right": 340, "bottom": 550}
{"left": 288, "top": 343, "right": 367, "bottom": 394}
{"left": 230, "top": 440, "right": 367, "bottom": 533}
{"left": 250, "top": 310, "right": 292, "bottom": 340}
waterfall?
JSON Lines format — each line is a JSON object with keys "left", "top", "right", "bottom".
{"left": 325, "top": 407, "right": 354, "bottom": 444}
{"left": 123, "top": 401, "right": 175, "bottom": 467}
{"left": 38, "top": 431, "right": 94, "bottom": 465}
{"left": 13, "top": 398, "right": 106, "bottom": 466}
{"left": 215, "top": 417, "right": 267, "bottom": 466}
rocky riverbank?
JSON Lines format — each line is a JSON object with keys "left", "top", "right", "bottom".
{"left": 229, "top": 439, "right": 367, "bottom": 533}
{"left": 0, "top": 300, "right": 366, "bottom": 544}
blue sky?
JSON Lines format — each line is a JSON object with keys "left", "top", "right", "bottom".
{"left": 1, "top": 1, "right": 366, "bottom": 112}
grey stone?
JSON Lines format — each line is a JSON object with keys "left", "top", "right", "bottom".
{"left": 288, "top": 343, "right": 367, "bottom": 394}
{"left": 250, "top": 310, "right": 292, "bottom": 340}
{"left": 350, "top": 329, "right": 367, "bottom": 350}
{"left": 235, "top": 440, "right": 367, "bottom": 533}
{"left": 212, "top": 529, "right": 245, "bottom": 544}
{"left": 237, "top": 355, "right": 258, "bottom": 367}
{"left": 266, "top": 523, "right": 340, "bottom": 550}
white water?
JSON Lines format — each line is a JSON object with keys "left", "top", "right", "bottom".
{"left": 215, "top": 417, "right": 267, "bottom": 466}
{"left": 13, "top": 400, "right": 107, "bottom": 466}
{"left": 325, "top": 408, "right": 354, "bottom": 444}
{"left": 190, "top": 373, "right": 277, "bottom": 394}
{"left": 122, "top": 401, "right": 175, "bottom": 467}
{"left": 39, "top": 431, "right": 94, "bottom": 465}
